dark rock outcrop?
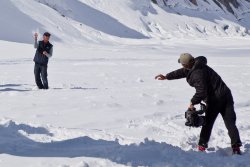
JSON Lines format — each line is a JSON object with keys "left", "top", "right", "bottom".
{"left": 214, "top": 0, "right": 240, "bottom": 14}
{"left": 190, "top": 0, "right": 198, "bottom": 6}
{"left": 152, "top": 0, "right": 247, "bottom": 14}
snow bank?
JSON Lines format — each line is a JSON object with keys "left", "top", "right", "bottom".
{"left": 0, "top": 119, "right": 249, "bottom": 167}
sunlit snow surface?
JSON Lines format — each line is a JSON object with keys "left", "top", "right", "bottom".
{"left": 0, "top": 38, "right": 250, "bottom": 167}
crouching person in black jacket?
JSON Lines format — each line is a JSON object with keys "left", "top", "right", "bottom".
{"left": 33, "top": 32, "right": 53, "bottom": 89}
{"left": 155, "top": 53, "right": 242, "bottom": 154}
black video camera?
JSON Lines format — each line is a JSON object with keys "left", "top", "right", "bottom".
{"left": 185, "top": 103, "right": 206, "bottom": 128}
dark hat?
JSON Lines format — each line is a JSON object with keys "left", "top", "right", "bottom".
{"left": 43, "top": 32, "right": 51, "bottom": 37}
{"left": 178, "top": 53, "right": 194, "bottom": 65}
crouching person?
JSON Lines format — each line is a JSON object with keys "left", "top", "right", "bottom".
{"left": 155, "top": 53, "right": 242, "bottom": 154}
{"left": 33, "top": 32, "right": 53, "bottom": 89}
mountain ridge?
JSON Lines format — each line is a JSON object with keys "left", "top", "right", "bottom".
{"left": 0, "top": 0, "right": 250, "bottom": 44}
{"left": 152, "top": 0, "right": 250, "bottom": 15}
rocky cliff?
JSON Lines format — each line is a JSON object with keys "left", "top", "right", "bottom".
{"left": 152, "top": 0, "right": 250, "bottom": 15}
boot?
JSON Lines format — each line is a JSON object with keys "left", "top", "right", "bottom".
{"left": 232, "top": 146, "right": 241, "bottom": 155}
{"left": 198, "top": 145, "right": 206, "bottom": 152}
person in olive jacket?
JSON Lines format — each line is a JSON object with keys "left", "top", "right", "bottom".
{"left": 33, "top": 32, "right": 53, "bottom": 89}
{"left": 155, "top": 53, "right": 242, "bottom": 154}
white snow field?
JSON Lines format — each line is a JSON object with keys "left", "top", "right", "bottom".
{"left": 1, "top": 38, "right": 250, "bottom": 167}
{"left": 0, "top": 0, "right": 250, "bottom": 167}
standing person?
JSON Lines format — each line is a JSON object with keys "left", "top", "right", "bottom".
{"left": 155, "top": 53, "right": 242, "bottom": 154}
{"left": 33, "top": 32, "right": 53, "bottom": 89}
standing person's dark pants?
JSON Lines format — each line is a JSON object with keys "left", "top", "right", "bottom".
{"left": 34, "top": 63, "right": 49, "bottom": 89}
{"left": 33, "top": 38, "right": 53, "bottom": 89}
{"left": 199, "top": 91, "right": 242, "bottom": 148}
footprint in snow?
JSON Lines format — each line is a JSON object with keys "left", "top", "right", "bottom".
{"left": 154, "top": 100, "right": 164, "bottom": 106}
{"left": 136, "top": 78, "right": 144, "bottom": 83}
{"left": 105, "top": 103, "right": 122, "bottom": 108}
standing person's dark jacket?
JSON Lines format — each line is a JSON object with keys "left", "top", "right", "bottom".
{"left": 34, "top": 40, "right": 53, "bottom": 65}
{"left": 166, "top": 56, "right": 230, "bottom": 105}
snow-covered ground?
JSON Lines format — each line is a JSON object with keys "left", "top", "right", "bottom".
{"left": 0, "top": 38, "right": 250, "bottom": 167}
{"left": 1, "top": 0, "right": 250, "bottom": 166}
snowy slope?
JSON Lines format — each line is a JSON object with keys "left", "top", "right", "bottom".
{"left": 152, "top": 0, "right": 250, "bottom": 37}
{"left": 1, "top": 0, "right": 250, "bottom": 44}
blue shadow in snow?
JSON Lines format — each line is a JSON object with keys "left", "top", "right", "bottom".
{"left": 0, "top": 122, "right": 189, "bottom": 167}
{"left": 51, "top": 1, "right": 148, "bottom": 39}
{"left": 0, "top": 88, "right": 31, "bottom": 92}
{"left": 0, "top": 84, "right": 31, "bottom": 92}
{"left": 52, "top": 87, "right": 98, "bottom": 90}
{"left": 0, "top": 122, "right": 248, "bottom": 167}
{"left": 0, "top": 1, "right": 61, "bottom": 44}
{"left": 0, "top": 84, "right": 23, "bottom": 87}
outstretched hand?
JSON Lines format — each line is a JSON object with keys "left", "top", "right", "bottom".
{"left": 188, "top": 103, "right": 195, "bottom": 110}
{"left": 155, "top": 74, "right": 167, "bottom": 80}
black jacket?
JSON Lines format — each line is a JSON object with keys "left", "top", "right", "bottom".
{"left": 34, "top": 41, "right": 53, "bottom": 65}
{"left": 166, "top": 56, "right": 230, "bottom": 105}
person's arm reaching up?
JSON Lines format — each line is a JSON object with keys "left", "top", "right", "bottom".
{"left": 34, "top": 33, "right": 38, "bottom": 49}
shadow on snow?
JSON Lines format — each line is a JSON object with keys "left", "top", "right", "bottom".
{"left": 0, "top": 122, "right": 249, "bottom": 167}
{"left": 0, "top": 84, "right": 99, "bottom": 92}
{"left": 41, "top": 0, "right": 148, "bottom": 39}
{"left": 0, "top": 84, "right": 32, "bottom": 92}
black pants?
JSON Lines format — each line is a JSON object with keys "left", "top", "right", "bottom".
{"left": 198, "top": 91, "right": 242, "bottom": 148}
{"left": 34, "top": 63, "right": 49, "bottom": 89}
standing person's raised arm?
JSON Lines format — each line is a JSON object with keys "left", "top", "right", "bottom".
{"left": 34, "top": 33, "right": 39, "bottom": 49}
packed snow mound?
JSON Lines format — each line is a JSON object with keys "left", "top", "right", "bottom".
{"left": 1, "top": 119, "right": 250, "bottom": 167}
{"left": 0, "top": 0, "right": 250, "bottom": 44}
